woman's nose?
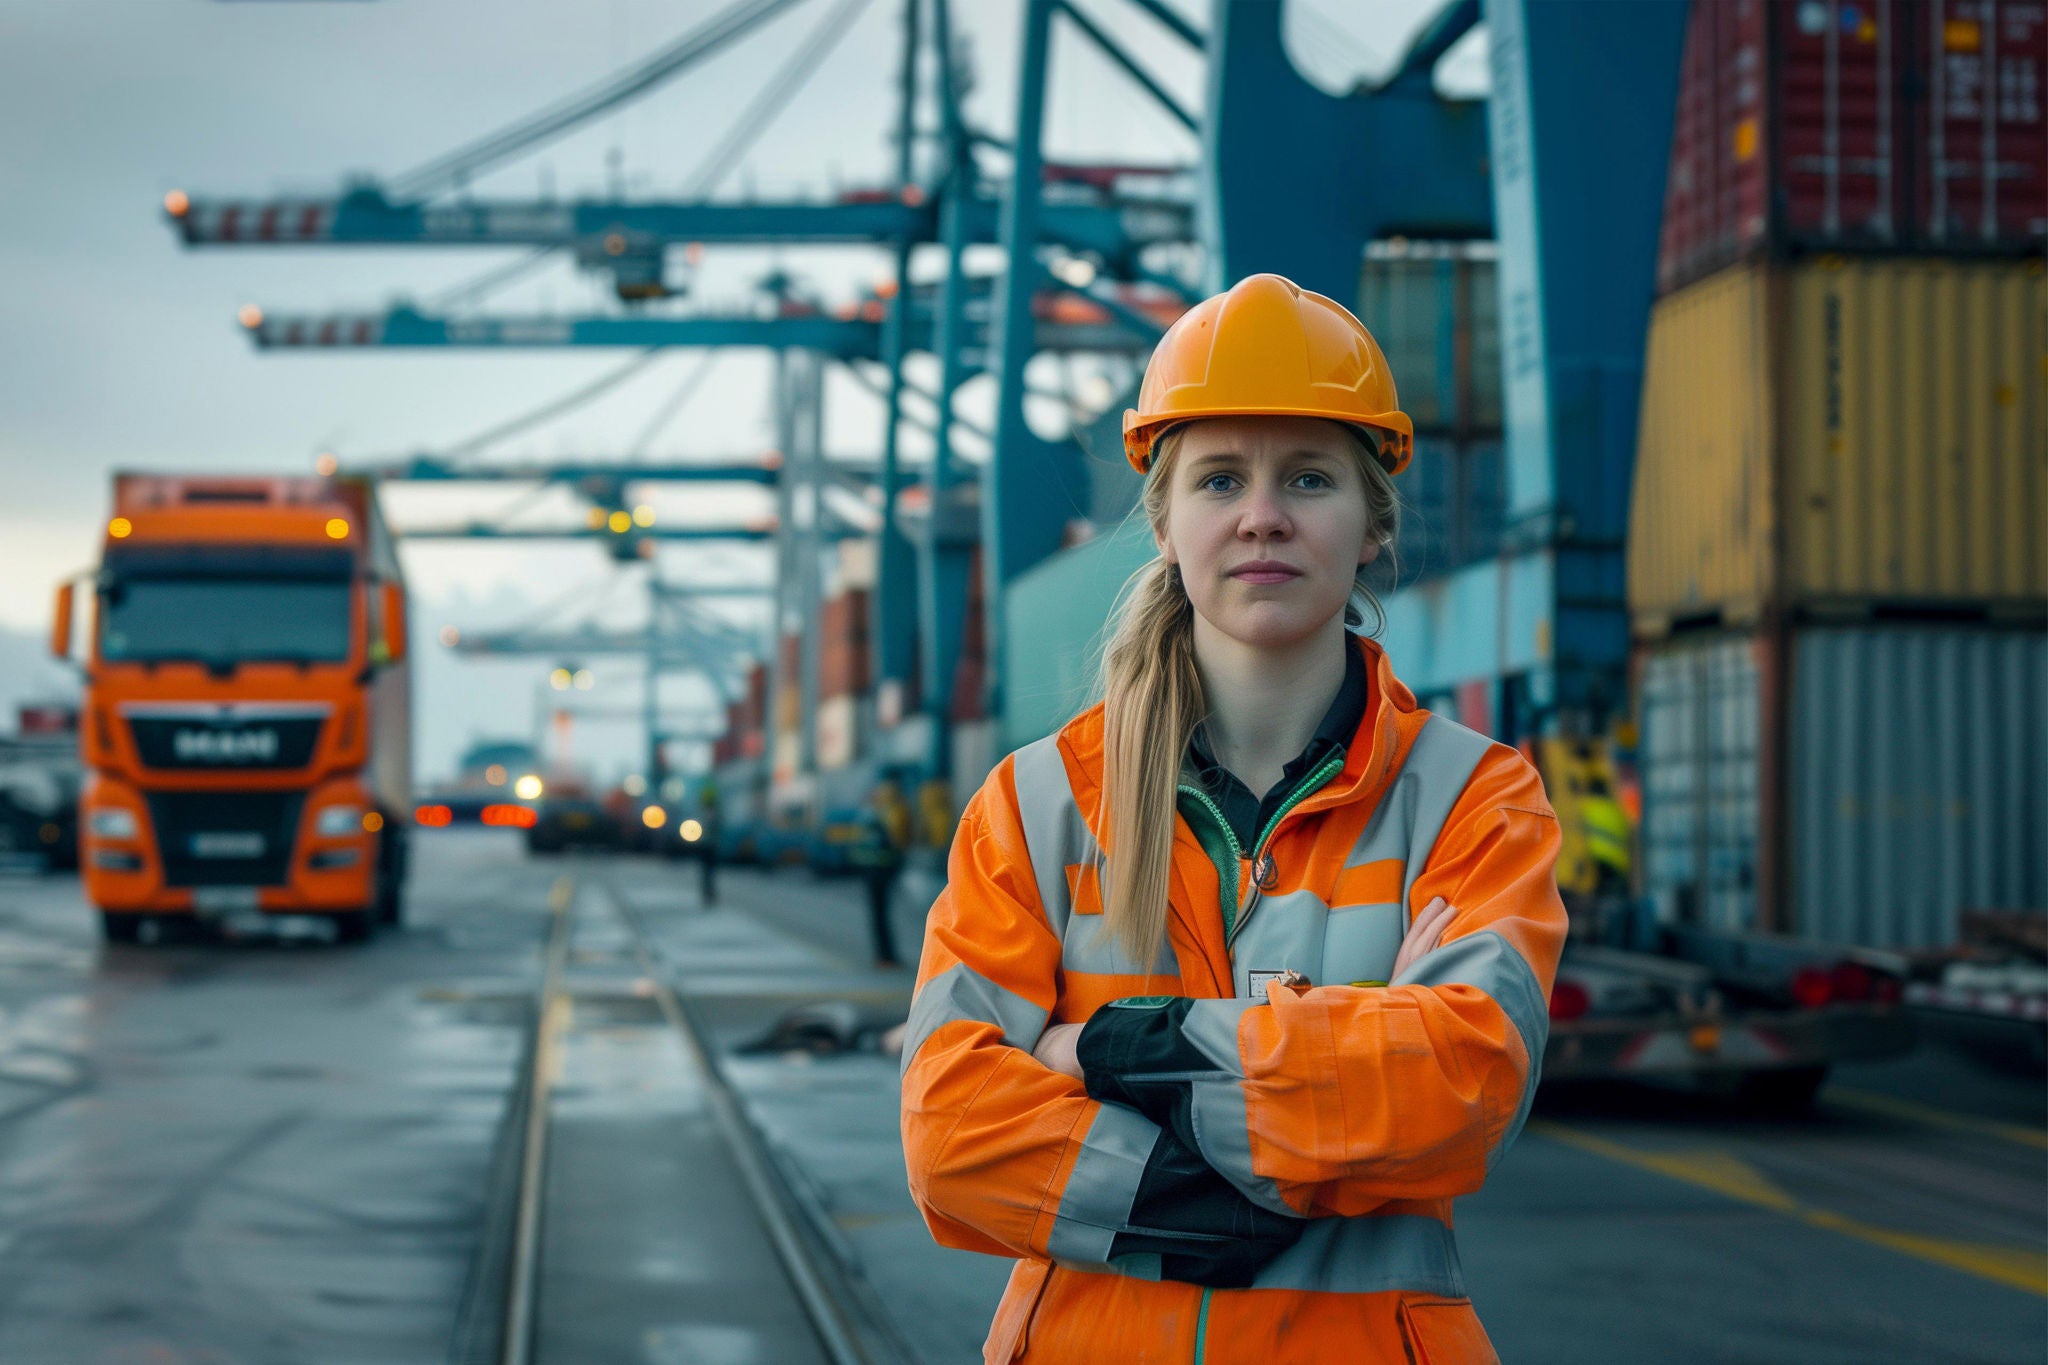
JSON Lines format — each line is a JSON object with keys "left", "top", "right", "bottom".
{"left": 1237, "top": 484, "right": 1291, "bottom": 538}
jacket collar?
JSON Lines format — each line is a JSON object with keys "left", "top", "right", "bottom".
{"left": 1056, "top": 633, "right": 1421, "bottom": 855}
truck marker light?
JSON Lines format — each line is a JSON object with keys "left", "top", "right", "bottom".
{"left": 361, "top": 811, "right": 384, "bottom": 833}
{"left": 1791, "top": 967, "right": 1834, "bottom": 1010}
{"left": 108, "top": 517, "right": 133, "bottom": 539}
{"left": 164, "top": 190, "right": 190, "bottom": 217}
{"left": 324, "top": 518, "right": 350, "bottom": 540}
{"left": 415, "top": 804, "right": 454, "bottom": 827}
{"left": 607, "top": 510, "right": 632, "bottom": 534}
{"left": 1548, "top": 980, "right": 1591, "bottom": 1021}
{"left": 641, "top": 805, "right": 666, "bottom": 830}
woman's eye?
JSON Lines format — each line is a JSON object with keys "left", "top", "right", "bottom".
{"left": 1293, "top": 471, "right": 1333, "bottom": 490}
{"left": 1199, "top": 473, "right": 1237, "bottom": 494}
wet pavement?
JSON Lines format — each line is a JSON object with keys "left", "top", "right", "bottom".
{"left": 0, "top": 833, "right": 2040, "bottom": 1364}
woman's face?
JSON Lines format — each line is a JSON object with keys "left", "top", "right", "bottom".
{"left": 1157, "top": 416, "right": 1379, "bottom": 652}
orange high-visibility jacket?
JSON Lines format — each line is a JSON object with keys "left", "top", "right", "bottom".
{"left": 901, "top": 636, "right": 1566, "bottom": 1363}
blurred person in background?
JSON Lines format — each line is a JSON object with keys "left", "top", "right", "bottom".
{"left": 697, "top": 779, "right": 721, "bottom": 907}
{"left": 853, "top": 770, "right": 913, "bottom": 967}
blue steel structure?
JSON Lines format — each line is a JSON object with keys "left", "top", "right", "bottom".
{"left": 1376, "top": 0, "right": 1686, "bottom": 734}
{"left": 168, "top": 0, "right": 1693, "bottom": 830}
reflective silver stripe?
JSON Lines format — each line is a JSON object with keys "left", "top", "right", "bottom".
{"left": 1348, "top": 716, "right": 1497, "bottom": 913}
{"left": 1227, "top": 888, "right": 1331, "bottom": 996}
{"left": 1009, "top": 732, "right": 1178, "bottom": 978}
{"left": 1174, "top": 998, "right": 1302, "bottom": 1215}
{"left": 1393, "top": 928, "right": 1549, "bottom": 1170}
{"left": 899, "top": 961, "right": 1051, "bottom": 1076}
{"left": 1319, "top": 901, "right": 1405, "bottom": 987}
{"left": 1009, "top": 737, "right": 1088, "bottom": 941}
{"left": 1046, "top": 1101, "right": 1160, "bottom": 1266}
{"left": 1250, "top": 1214, "right": 1466, "bottom": 1296}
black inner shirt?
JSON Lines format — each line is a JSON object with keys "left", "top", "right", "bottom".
{"left": 1185, "top": 635, "right": 1369, "bottom": 851}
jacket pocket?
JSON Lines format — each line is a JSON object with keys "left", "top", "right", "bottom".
{"left": 984, "top": 1259, "right": 1054, "bottom": 1363}
{"left": 1397, "top": 1296, "right": 1500, "bottom": 1365}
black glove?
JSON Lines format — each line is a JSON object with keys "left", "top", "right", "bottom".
{"left": 1108, "top": 1120, "right": 1305, "bottom": 1290}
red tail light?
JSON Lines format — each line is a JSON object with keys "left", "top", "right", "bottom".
{"left": 1791, "top": 966, "right": 1833, "bottom": 1009}
{"left": 1549, "top": 980, "right": 1591, "bottom": 1021}
{"left": 1830, "top": 961, "right": 1873, "bottom": 1003}
{"left": 481, "top": 803, "right": 538, "bottom": 829}
{"left": 415, "top": 804, "right": 453, "bottom": 827}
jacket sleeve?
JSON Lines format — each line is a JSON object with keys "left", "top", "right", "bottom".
{"left": 900, "top": 763, "right": 1304, "bottom": 1283}
{"left": 1078, "top": 745, "right": 1565, "bottom": 1218}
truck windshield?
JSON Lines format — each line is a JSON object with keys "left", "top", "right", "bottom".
{"left": 100, "top": 578, "right": 353, "bottom": 666}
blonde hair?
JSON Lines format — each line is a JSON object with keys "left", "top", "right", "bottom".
{"left": 1095, "top": 421, "right": 1400, "bottom": 964}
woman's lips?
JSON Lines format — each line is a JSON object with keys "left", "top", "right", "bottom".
{"left": 1229, "top": 566, "right": 1301, "bottom": 585}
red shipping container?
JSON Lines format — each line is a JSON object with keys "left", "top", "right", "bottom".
{"left": 1658, "top": 0, "right": 2045, "bottom": 295}
{"left": 1914, "top": 0, "right": 2048, "bottom": 248}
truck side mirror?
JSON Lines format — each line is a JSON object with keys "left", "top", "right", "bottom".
{"left": 50, "top": 582, "right": 74, "bottom": 661}
{"left": 380, "top": 582, "right": 408, "bottom": 664}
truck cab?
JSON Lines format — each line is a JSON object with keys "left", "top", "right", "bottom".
{"left": 54, "top": 474, "right": 411, "bottom": 943}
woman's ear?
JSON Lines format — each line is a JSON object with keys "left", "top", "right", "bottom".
{"left": 1359, "top": 539, "right": 1382, "bottom": 567}
{"left": 1157, "top": 533, "right": 1177, "bottom": 565}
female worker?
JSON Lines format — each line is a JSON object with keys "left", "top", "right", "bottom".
{"left": 900, "top": 274, "right": 1565, "bottom": 1363}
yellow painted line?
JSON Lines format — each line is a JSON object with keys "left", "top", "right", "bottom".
{"left": 547, "top": 876, "right": 574, "bottom": 913}
{"left": 1529, "top": 1120, "right": 2048, "bottom": 1298}
{"left": 1827, "top": 1087, "right": 2048, "bottom": 1152}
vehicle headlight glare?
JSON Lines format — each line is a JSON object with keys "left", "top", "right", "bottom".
{"left": 90, "top": 808, "right": 138, "bottom": 840}
{"left": 316, "top": 804, "right": 365, "bottom": 837}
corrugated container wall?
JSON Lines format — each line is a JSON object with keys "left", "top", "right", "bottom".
{"left": 1629, "top": 256, "right": 2045, "bottom": 631}
{"left": 1658, "top": 0, "right": 2046, "bottom": 294}
{"left": 1356, "top": 243, "right": 1502, "bottom": 434}
{"left": 1356, "top": 242, "right": 1506, "bottom": 579}
{"left": 1788, "top": 626, "right": 2046, "bottom": 947}
{"left": 1640, "top": 625, "right": 2045, "bottom": 949}
{"left": 1918, "top": 0, "right": 2048, "bottom": 248}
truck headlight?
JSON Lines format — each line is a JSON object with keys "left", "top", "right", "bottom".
{"left": 90, "top": 808, "right": 138, "bottom": 840}
{"left": 315, "top": 804, "right": 365, "bottom": 837}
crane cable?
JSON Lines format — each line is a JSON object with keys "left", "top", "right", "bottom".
{"left": 627, "top": 352, "right": 724, "bottom": 457}
{"left": 682, "top": 0, "right": 876, "bottom": 199}
{"left": 442, "top": 349, "right": 669, "bottom": 461}
{"left": 389, "top": 0, "right": 813, "bottom": 200}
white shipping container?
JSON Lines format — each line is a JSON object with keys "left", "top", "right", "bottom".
{"left": 1639, "top": 624, "right": 2045, "bottom": 949}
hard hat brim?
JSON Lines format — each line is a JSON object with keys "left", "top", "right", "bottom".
{"left": 1123, "top": 406, "right": 1414, "bottom": 477}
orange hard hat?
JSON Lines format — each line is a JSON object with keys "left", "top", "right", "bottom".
{"left": 1122, "top": 273, "right": 1412, "bottom": 476}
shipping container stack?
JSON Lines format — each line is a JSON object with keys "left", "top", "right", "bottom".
{"left": 815, "top": 587, "right": 870, "bottom": 772}
{"left": 1356, "top": 241, "right": 1505, "bottom": 580}
{"left": 1629, "top": 0, "right": 2046, "bottom": 951}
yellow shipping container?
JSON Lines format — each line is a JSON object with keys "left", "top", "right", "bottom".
{"left": 1629, "top": 257, "right": 2045, "bottom": 634}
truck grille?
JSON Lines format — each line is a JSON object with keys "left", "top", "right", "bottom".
{"left": 145, "top": 791, "right": 304, "bottom": 888}
{"left": 129, "top": 713, "right": 323, "bottom": 771}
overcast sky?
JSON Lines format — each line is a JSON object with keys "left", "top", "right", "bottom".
{"left": 0, "top": 0, "right": 1482, "bottom": 781}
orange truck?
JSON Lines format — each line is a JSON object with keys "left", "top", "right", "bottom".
{"left": 52, "top": 474, "right": 412, "bottom": 942}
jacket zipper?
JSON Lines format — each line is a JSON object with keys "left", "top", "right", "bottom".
{"left": 1176, "top": 748, "right": 1345, "bottom": 951}
{"left": 1193, "top": 1287, "right": 1212, "bottom": 1364}
{"left": 1174, "top": 782, "right": 1245, "bottom": 939}
{"left": 1229, "top": 751, "right": 1345, "bottom": 948}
